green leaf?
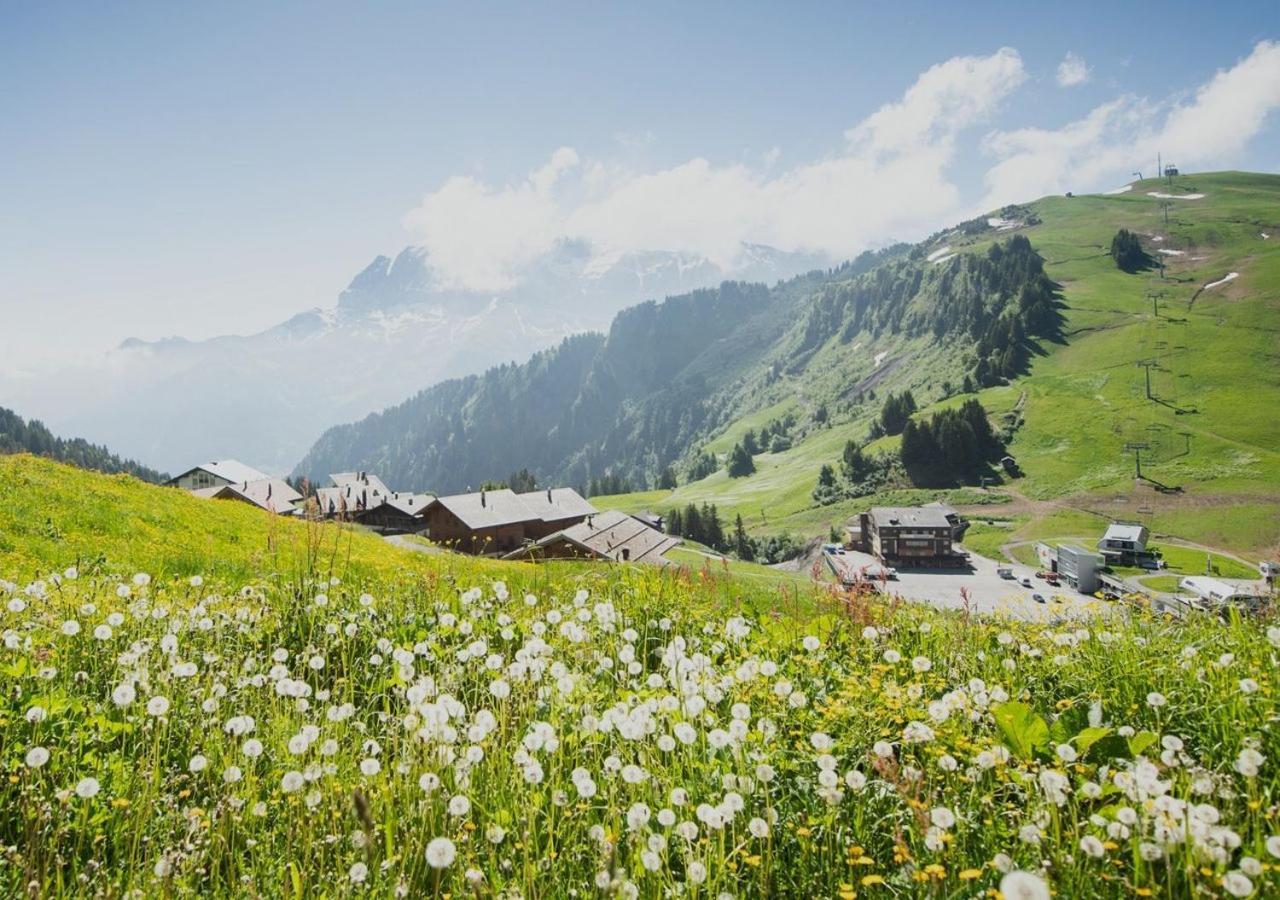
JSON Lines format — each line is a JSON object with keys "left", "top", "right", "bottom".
{"left": 1048, "top": 704, "right": 1090, "bottom": 745}
{"left": 1073, "top": 726, "right": 1112, "bottom": 754}
{"left": 1128, "top": 730, "right": 1158, "bottom": 757}
{"left": 1086, "top": 734, "right": 1132, "bottom": 762}
{"left": 993, "top": 701, "right": 1049, "bottom": 759}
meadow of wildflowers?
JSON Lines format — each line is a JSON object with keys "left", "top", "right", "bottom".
{"left": 1, "top": 458, "right": 1278, "bottom": 897}
{"left": 2, "top": 557, "right": 1278, "bottom": 898}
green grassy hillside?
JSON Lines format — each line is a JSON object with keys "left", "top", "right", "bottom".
{"left": 2, "top": 454, "right": 1278, "bottom": 898}
{"left": 597, "top": 172, "right": 1280, "bottom": 560}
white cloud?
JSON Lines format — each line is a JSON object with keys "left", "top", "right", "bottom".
{"left": 847, "top": 47, "right": 1025, "bottom": 155}
{"left": 401, "top": 147, "right": 578, "bottom": 292}
{"left": 1056, "top": 52, "right": 1090, "bottom": 87}
{"left": 402, "top": 42, "right": 1280, "bottom": 292}
{"left": 983, "top": 41, "right": 1280, "bottom": 207}
{"left": 403, "top": 49, "right": 1024, "bottom": 288}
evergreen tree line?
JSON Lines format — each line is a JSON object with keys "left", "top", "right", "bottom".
{"left": 587, "top": 472, "right": 633, "bottom": 497}
{"left": 797, "top": 235, "right": 1061, "bottom": 356}
{"left": 0, "top": 406, "right": 168, "bottom": 484}
{"left": 476, "top": 467, "right": 540, "bottom": 493}
{"left": 812, "top": 439, "right": 901, "bottom": 505}
{"left": 899, "top": 399, "right": 1004, "bottom": 487}
{"left": 729, "top": 516, "right": 803, "bottom": 565}
{"left": 868, "top": 390, "right": 917, "bottom": 438}
{"left": 665, "top": 502, "right": 726, "bottom": 551}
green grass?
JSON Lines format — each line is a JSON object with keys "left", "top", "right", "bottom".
{"left": 1140, "top": 574, "right": 1183, "bottom": 593}
{"left": 599, "top": 173, "right": 1280, "bottom": 560}
{"left": 2, "top": 456, "right": 1278, "bottom": 898}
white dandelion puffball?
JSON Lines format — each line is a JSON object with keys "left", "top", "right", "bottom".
{"left": 146, "top": 695, "right": 171, "bottom": 717}
{"left": 25, "top": 746, "right": 50, "bottom": 768}
{"left": 75, "top": 777, "right": 101, "bottom": 799}
{"left": 425, "top": 836, "right": 457, "bottom": 869}
{"left": 1000, "top": 871, "right": 1050, "bottom": 900}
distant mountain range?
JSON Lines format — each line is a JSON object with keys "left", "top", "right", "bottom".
{"left": 0, "top": 240, "right": 826, "bottom": 475}
{"left": 293, "top": 228, "right": 1063, "bottom": 494}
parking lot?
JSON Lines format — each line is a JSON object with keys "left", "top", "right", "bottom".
{"left": 828, "top": 546, "right": 1107, "bottom": 621}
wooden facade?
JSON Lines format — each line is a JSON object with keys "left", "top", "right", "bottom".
{"left": 858, "top": 507, "right": 961, "bottom": 567}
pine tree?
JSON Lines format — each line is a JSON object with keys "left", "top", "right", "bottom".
{"left": 727, "top": 443, "right": 755, "bottom": 478}
{"left": 666, "top": 507, "right": 683, "bottom": 536}
{"left": 657, "top": 465, "right": 677, "bottom": 490}
{"left": 733, "top": 514, "right": 754, "bottom": 561}
{"left": 683, "top": 504, "right": 703, "bottom": 544}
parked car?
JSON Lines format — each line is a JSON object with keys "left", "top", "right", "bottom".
{"left": 1021, "top": 578, "right": 1034, "bottom": 588}
{"left": 997, "top": 567, "right": 1014, "bottom": 580}
{"left": 1035, "top": 571, "right": 1047, "bottom": 580}
{"left": 1032, "top": 593, "right": 1047, "bottom": 604}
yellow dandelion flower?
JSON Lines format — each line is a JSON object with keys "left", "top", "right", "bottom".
{"left": 959, "top": 868, "right": 982, "bottom": 880}
{"left": 861, "top": 874, "right": 885, "bottom": 886}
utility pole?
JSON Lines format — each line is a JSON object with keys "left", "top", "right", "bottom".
{"left": 1137, "top": 360, "right": 1158, "bottom": 400}
{"left": 1124, "top": 441, "right": 1150, "bottom": 480}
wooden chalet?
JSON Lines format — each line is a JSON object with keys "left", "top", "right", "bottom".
{"left": 421, "top": 487, "right": 596, "bottom": 555}
{"left": 422, "top": 489, "right": 537, "bottom": 554}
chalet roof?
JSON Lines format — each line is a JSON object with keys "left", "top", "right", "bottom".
{"left": 868, "top": 506, "right": 952, "bottom": 529}
{"left": 172, "top": 459, "right": 270, "bottom": 486}
{"left": 330, "top": 471, "right": 392, "bottom": 498}
{"left": 194, "top": 478, "right": 302, "bottom": 515}
{"left": 432, "top": 489, "right": 538, "bottom": 530}
{"left": 316, "top": 480, "right": 391, "bottom": 512}
{"left": 522, "top": 509, "right": 680, "bottom": 563}
{"left": 382, "top": 492, "right": 432, "bottom": 516}
{"left": 516, "top": 488, "right": 597, "bottom": 522}
{"left": 1102, "top": 523, "right": 1147, "bottom": 543}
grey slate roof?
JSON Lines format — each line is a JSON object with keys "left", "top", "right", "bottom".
{"left": 1102, "top": 523, "right": 1147, "bottom": 543}
{"left": 171, "top": 459, "right": 270, "bottom": 486}
{"left": 433, "top": 489, "right": 538, "bottom": 529}
{"left": 512, "top": 509, "right": 680, "bottom": 563}
{"left": 194, "top": 478, "right": 302, "bottom": 515}
{"left": 868, "top": 506, "right": 953, "bottom": 529}
{"left": 330, "top": 472, "right": 393, "bottom": 498}
{"left": 516, "top": 488, "right": 597, "bottom": 523}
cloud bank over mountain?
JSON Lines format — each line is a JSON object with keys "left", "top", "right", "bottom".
{"left": 403, "top": 41, "right": 1280, "bottom": 292}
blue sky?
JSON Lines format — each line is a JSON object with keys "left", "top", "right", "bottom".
{"left": 2, "top": 1, "right": 1277, "bottom": 370}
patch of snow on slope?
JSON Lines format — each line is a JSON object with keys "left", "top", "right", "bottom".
{"left": 1103, "top": 184, "right": 1133, "bottom": 195}
{"left": 1148, "top": 192, "right": 1205, "bottom": 200}
{"left": 930, "top": 253, "right": 957, "bottom": 265}
{"left": 926, "top": 246, "right": 952, "bottom": 263}
{"left": 1157, "top": 249, "right": 1185, "bottom": 256}
{"left": 1204, "top": 272, "right": 1239, "bottom": 290}
{"left": 873, "top": 351, "right": 889, "bottom": 367}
